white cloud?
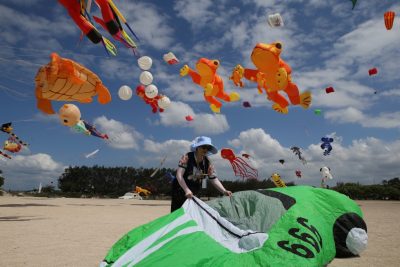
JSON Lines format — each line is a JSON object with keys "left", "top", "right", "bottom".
{"left": 325, "top": 107, "right": 400, "bottom": 129}
{"left": 118, "top": 1, "right": 175, "bottom": 50}
{"left": 0, "top": 4, "right": 75, "bottom": 47}
{"left": 173, "top": 0, "right": 216, "bottom": 31}
{"left": 141, "top": 138, "right": 191, "bottom": 168}
{"left": 93, "top": 116, "right": 143, "bottom": 149}
{"left": 380, "top": 89, "right": 400, "bottom": 97}
{"left": 1, "top": 153, "right": 66, "bottom": 190}
{"left": 158, "top": 101, "right": 230, "bottom": 134}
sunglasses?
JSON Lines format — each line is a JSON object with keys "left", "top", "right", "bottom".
{"left": 199, "top": 145, "right": 212, "bottom": 150}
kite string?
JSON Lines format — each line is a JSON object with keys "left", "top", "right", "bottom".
{"left": 0, "top": 57, "right": 43, "bottom": 67}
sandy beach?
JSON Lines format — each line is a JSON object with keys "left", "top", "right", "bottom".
{"left": 0, "top": 196, "right": 399, "bottom": 267}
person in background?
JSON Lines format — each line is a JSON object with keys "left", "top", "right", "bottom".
{"left": 171, "top": 136, "right": 232, "bottom": 212}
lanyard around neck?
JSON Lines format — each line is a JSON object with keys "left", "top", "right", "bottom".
{"left": 193, "top": 153, "right": 205, "bottom": 172}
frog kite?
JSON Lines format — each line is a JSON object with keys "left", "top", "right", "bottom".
{"left": 180, "top": 58, "right": 240, "bottom": 113}
{"left": 231, "top": 42, "right": 312, "bottom": 114}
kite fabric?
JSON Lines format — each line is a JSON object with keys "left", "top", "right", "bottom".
{"left": 384, "top": 11, "right": 395, "bottom": 30}
{"left": 35, "top": 53, "right": 111, "bottom": 114}
{"left": 325, "top": 87, "right": 335, "bottom": 94}
{"left": 100, "top": 186, "right": 368, "bottom": 267}
{"left": 368, "top": 68, "right": 378, "bottom": 76}
{"left": 180, "top": 58, "right": 240, "bottom": 113}
{"left": 221, "top": 148, "right": 258, "bottom": 180}
{"left": 230, "top": 42, "right": 312, "bottom": 114}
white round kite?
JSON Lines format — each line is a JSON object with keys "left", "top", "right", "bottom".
{"left": 158, "top": 96, "right": 171, "bottom": 109}
{"left": 140, "top": 71, "right": 153, "bottom": 86}
{"left": 118, "top": 85, "right": 133, "bottom": 100}
{"left": 145, "top": 84, "right": 158, "bottom": 98}
{"left": 137, "top": 56, "right": 153, "bottom": 70}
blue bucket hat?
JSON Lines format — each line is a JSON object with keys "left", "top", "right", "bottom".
{"left": 190, "top": 136, "right": 218, "bottom": 155}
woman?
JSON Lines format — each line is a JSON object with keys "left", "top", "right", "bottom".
{"left": 171, "top": 136, "right": 232, "bottom": 212}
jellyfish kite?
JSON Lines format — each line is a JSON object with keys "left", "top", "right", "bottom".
{"left": 221, "top": 148, "right": 258, "bottom": 180}
{"left": 290, "top": 146, "right": 307, "bottom": 164}
{"left": 321, "top": 137, "right": 334, "bottom": 156}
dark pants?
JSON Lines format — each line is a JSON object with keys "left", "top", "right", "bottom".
{"left": 170, "top": 179, "right": 199, "bottom": 213}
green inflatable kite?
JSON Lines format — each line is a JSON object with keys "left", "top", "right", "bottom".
{"left": 100, "top": 186, "right": 367, "bottom": 267}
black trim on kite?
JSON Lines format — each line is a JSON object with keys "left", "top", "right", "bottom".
{"left": 86, "top": 29, "right": 102, "bottom": 44}
{"left": 333, "top": 212, "right": 367, "bottom": 258}
{"left": 256, "top": 189, "right": 296, "bottom": 210}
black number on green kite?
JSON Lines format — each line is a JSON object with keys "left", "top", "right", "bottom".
{"left": 277, "top": 217, "right": 323, "bottom": 258}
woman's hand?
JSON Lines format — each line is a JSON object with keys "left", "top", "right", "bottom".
{"left": 185, "top": 190, "right": 194, "bottom": 198}
{"left": 223, "top": 190, "right": 232, "bottom": 197}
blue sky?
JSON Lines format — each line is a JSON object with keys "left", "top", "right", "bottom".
{"left": 0, "top": 0, "right": 399, "bottom": 190}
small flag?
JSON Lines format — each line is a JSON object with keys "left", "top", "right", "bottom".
{"left": 368, "top": 68, "right": 378, "bottom": 76}
{"left": 243, "top": 101, "right": 251, "bottom": 108}
{"left": 163, "top": 52, "right": 179, "bottom": 65}
{"left": 325, "top": 87, "right": 334, "bottom": 94}
{"left": 267, "top": 13, "right": 284, "bottom": 27}
{"left": 384, "top": 11, "right": 395, "bottom": 30}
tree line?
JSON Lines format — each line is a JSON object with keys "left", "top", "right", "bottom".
{"left": 1, "top": 167, "right": 399, "bottom": 200}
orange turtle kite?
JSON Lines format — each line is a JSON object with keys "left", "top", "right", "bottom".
{"left": 231, "top": 42, "right": 311, "bottom": 114}
{"left": 35, "top": 53, "right": 111, "bottom": 114}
